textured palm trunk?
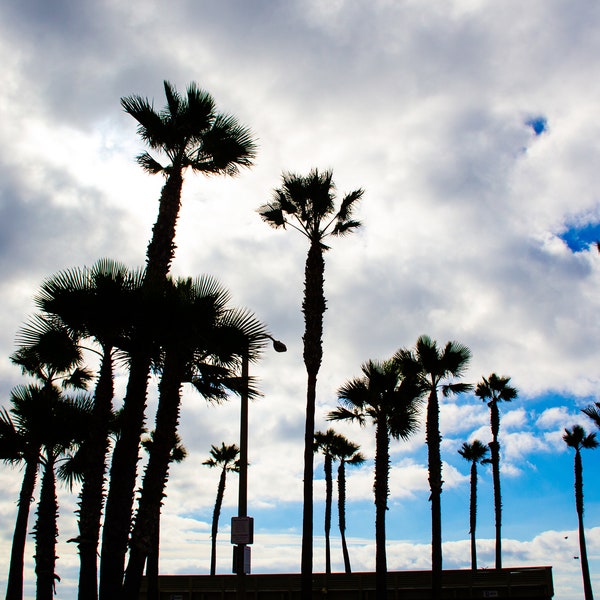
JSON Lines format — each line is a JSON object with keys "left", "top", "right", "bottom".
{"left": 145, "top": 512, "right": 160, "bottom": 600}
{"left": 426, "top": 387, "right": 443, "bottom": 598}
{"left": 77, "top": 348, "right": 114, "bottom": 600}
{"left": 575, "top": 450, "right": 594, "bottom": 600}
{"left": 210, "top": 467, "right": 228, "bottom": 576}
{"left": 301, "top": 241, "right": 325, "bottom": 599}
{"left": 6, "top": 448, "right": 40, "bottom": 600}
{"left": 122, "top": 352, "right": 185, "bottom": 598}
{"left": 323, "top": 454, "right": 333, "bottom": 574}
{"left": 374, "top": 418, "right": 389, "bottom": 600}
{"left": 33, "top": 455, "right": 58, "bottom": 600}
{"left": 469, "top": 461, "right": 478, "bottom": 570}
{"left": 489, "top": 401, "right": 502, "bottom": 569}
{"left": 100, "top": 168, "right": 183, "bottom": 600}
{"left": 338, "top": 461, "right": 351, "bottom": 574}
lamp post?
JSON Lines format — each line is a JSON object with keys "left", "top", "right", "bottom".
{"left": 233, "top": 334, "right": 286, "bottom": 595}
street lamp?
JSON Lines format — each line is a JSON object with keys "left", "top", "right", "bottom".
{"left": 232, "top": 335, "right": 286, "bottom": 587}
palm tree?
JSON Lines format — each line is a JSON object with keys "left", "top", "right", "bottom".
{"left": 458, "top": 440, "right": 489, "bottom": 570}
{"left": 314, "top": 428, "right": 347, "bottom": 574}
{"left": 259, "top": 169, "right": 363, "bottom": 597}
{"left": 582, "top": 401, "right": 600, "bottom": 430}
{"left": 328, "top": 359, "right": 422, "bottom": 600}
{"left": 140, "top": 433, "right": 187, "bottom": 600}
{"left": 100, "top": 82, "right": 256, "bottom": 600}
{"left": 475, "top": 373, "right": 517, "bottom": 570}
{"left": 34, "top": 259, "right": 144, "bottom": 600}
{"left": 5, "top": 316, "right": 89, "bottom": 600}
{"left": 122, "top": 277, "right": 266, "bottom": 597}
{"left": 563, "top": 425, "right": 598, "bottom": 600}
{"left": 394, "top": 336, "right": 472, "bottom": 598}
{"left": 1, "top": 388, "right": 45, "bottom": 600}
{"left": 334, "top": 436, "right": 365, "bottom": 574}
{"left": 32, "top": 392, "right": 93, "bottom": 600}
{"left": 203, "top": 443, "right": 240, "bottom": 576}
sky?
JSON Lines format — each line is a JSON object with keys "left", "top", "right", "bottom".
{"left": 1, "top": 0, "right": 600, "bottom": 598}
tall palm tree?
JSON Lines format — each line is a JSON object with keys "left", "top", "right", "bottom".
{"left": 457, "top": 440, "right": 489, "bottom": 570}
{"left": 394, "top": 336, "right": 472, "bottom": 598}
{"left": 314, "top": 428, "right": 347, "bottom": 574}
{"left": 5, "top": 316, "right": 89, "bottom": 600}
{"left": 259, "top": 169, "right": 363, "bottom": 597}
{"left": 122, "top": 277, "right": 266, "bottom": 597}
{"left": 34, "top": 259, "right": 144, "bottom": 600}
{"left": 101, "top": 81, "right": 256, "bottom": 600}
{"left": 328, "top": 359, "right": 422, "bottom": 600}
{"left": 203, "top": 443, "right": 240, "bottom": 576}
{"left": 334, "top": 436, "right": 365, "bottom": 574}
{"left": 563, "top": 425, "right": 598, "bottom": 600}
{"left": 475, "top": 373, "right": 517, "bottom": 570}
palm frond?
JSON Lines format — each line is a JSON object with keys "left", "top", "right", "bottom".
{"left": 136, "top": 152, "right": 165, "bottom": 174}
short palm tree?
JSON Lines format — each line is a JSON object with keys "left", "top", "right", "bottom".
{"left": 32, "top": 392, "right": 93, "bottom": 600}
{"left": 5, "top": 316, "right": 89, "bottom": 600}
{"left": 314, "top": 428, "right": 347, "bottom": 574}
{"left": 259, "top": 169, "right": 363, "bottom": 597}
{"left": 203, "top": 443, "right": 240, "bottom": 576}
{"left": 101, "top": 82, "right": 256, "bottom": 599}
{"left": 140, "top": 432, "right": 187, "bottom": 600}
{"left": 475, "top": 373, "right": 517, "bottom": 570}
{"left": 394, "top": 336, "right": 472, "bottom": 598}
{"left": 328, "top": 359, "right": 422, "bottom": 600}
{"left": 334, "top": 437, "right": 365, "bottom": 574}
{"left": 563, "top": 425, "right": 598, "bottom": 600}
{"left": 458, "top": 440, "right": 490, "bottom": 570}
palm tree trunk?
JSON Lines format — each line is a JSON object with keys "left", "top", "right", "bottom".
{"left": 374, "top": 418, "right": 389, "bottom": 600}
{"left": 301, "top": 241, "right": 325, "bottom": 599}
{"left": 338, "top": 461, "right": 352, "bottom": 574}
{"left": 122, "top": 353, "right": 184, "bottom": 598}
{"left": 99, "top": 353, "right": 152, "bottom": 600}
{"left": 324, "top": 454, "right": 333, "bottom": 574}
{"left": 575, "top": 451, "right": 594, "bottom": 600}
{"left": 426, "top": 388, "right": 443, "bottom": 597}
{"left": 6, "top": 450, "right": 40, "bottom": 600}
{"left": 145, "top": 511, "right": 160, "bottom": 600}
{"left": 77, "top": 348, "right": 114, "bottom": 600}
{"left": 100, "top": 166, "right": 183, "bottom": 600}
{"left": 490, "top": 401, "right": 502, "bottom": 570}
{"left": 34, "top": 455, "right": 58, "bottom": 600}
{"left": 210, "top": 467, "right": 228, "bottom": 576}
{"left": 469, "top": 462, "right": 477, "bottom": 570}
{"left": 145, "top": 169, "right": 184, "bottom": 284}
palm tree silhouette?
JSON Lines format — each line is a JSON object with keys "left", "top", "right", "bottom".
{"left": 4, "top": 316, "right": 90, "bottom": 600}
{"left": 475, "top": 373, "right": 517, "bottom": 569}
{"left": 458, "top": 440, "right": 490, "bottom": 570}
{"left": 394, "top": 336, "right": 471, "bottom": 598}
{"left": 123, "top": 277, "right": 265, "bottom": 596}
{"left": 563, "top": 425, "right": 598, "bottom": 600}
{"left": 259, "top": 168, "right": 362, "bottom": 598}
{"left": 314, "top": 428, "right": 348, "bottom": 574}
{"left": 334, "top": 436, "right": 365, "bottom": 574}
{"left": 203, "top": 443, "right": 240, "bottom": 576}
{"left": 35, "top": 258, "right": 144, "bottom": 599}
{"left": 328, "top": 359, "right": 421, "bottom": 600}
{"left": 101, "top": 81, "right": 256, "bottom": 599}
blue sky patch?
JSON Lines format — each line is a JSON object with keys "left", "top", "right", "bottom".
{"left": 559, "top": 223, "right": 600, "bottom": 252}
{"left": 526, "top": 116, "right": 548, "bottom": 135}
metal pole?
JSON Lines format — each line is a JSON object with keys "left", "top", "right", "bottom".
{"left": 236, "top": 346, "right": 249, "bottom": 599}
